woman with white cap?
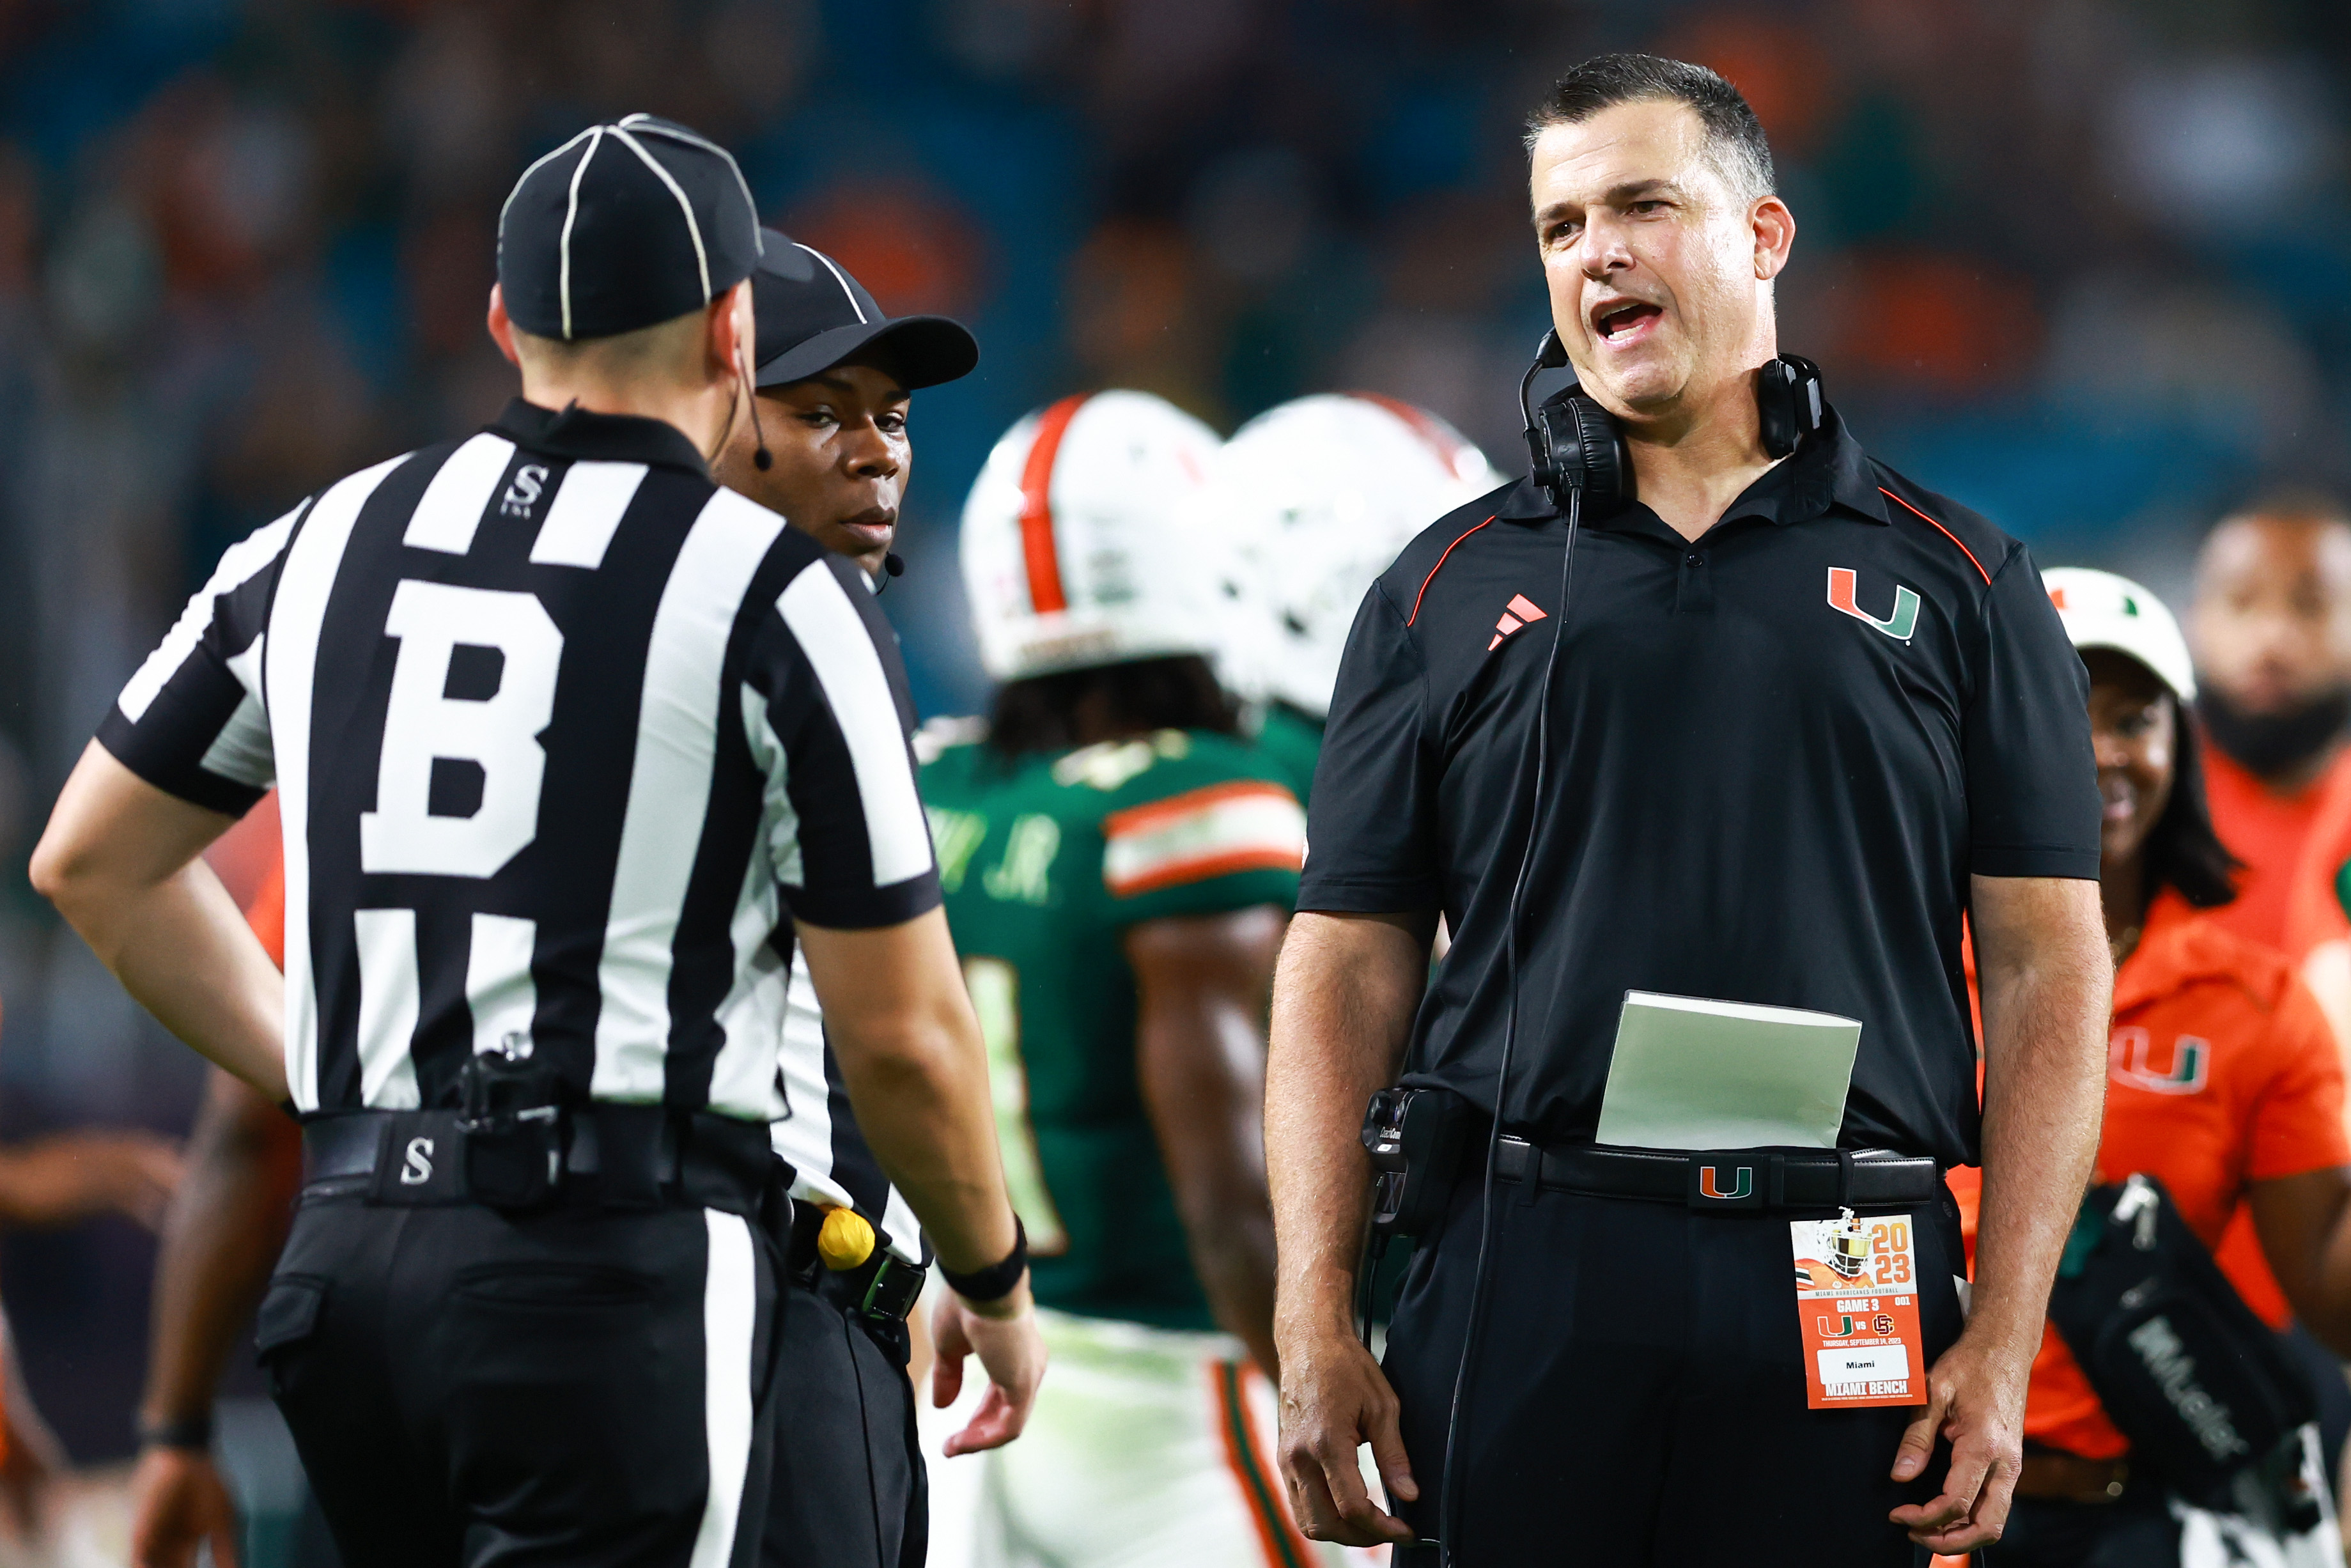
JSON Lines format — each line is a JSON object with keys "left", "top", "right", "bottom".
{"left": 1951, "top": 568, "right": 2351, "bottom": 1566}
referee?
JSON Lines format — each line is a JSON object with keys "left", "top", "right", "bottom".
{"left": 1264, "top": 57, "right": 2110, "bottom": 1565}
{"left": 33, "top": 114, "right": 1043, "bottom": 1566}
{"left": 715, "top": 227, "right": 981, "bottom": 1568}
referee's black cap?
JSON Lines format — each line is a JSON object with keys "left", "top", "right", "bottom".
{"left": 751, "top": 228, "right": 979, "bottom": 391}
{"left": 498, "top": 114, "right": 761, "bottom": 342}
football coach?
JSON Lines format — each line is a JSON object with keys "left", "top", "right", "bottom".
{"left": 34, "top": 115, "right": 1042, "bottom": 1565}
{"left": 1263, "top": 55, "right": 2112, "bottom": 1565}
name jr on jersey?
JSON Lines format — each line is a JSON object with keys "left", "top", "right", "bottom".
{"left": 927, "top": 730, "right": 1307, "bottom": 906}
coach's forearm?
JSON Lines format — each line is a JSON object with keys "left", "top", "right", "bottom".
{"left": 1266, "top": 912, "right": 1431, "bottom": 1344}
{"left": 141, "top": 1071, "right": 301, "bottom": 1433}
{"left": 1968, "top": 874, "right": 2111, "bottom": 1356}
{"left": 33, "top": 745, "right": 286, "bottom": 1101}
{"left": 796, "top": 910, "right": 1021, "bottom": 1292}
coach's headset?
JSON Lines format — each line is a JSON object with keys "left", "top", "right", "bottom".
{"left": 1518, "top": 327, "right": 1823, "bottom": 509}
{"left": 1409, "top": 332, "right": 1827, "bottom": 1564}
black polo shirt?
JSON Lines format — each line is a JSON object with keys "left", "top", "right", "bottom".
{"left": 1298, "top": 407, "right": 2099, "bottom": 1167}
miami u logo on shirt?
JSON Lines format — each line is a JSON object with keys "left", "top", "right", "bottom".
{"left": 1827, "top": 567, "right": 1920, "bottom": 642}
{"left": 2109, "top": 1027, "right": 2210, "bottom": 1094}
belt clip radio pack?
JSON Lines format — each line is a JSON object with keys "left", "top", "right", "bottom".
{"left": 1362, "top": 1086, "right": 1473, "bottom": 1239}
{"left": 458, "top": 1043, "right": 565, "bottom": 1212}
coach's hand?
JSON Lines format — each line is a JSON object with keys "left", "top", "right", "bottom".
{"left": 931, "top": 1281, "right": 1046, "bottom": 1456}
{"left": 1888, "top": 1328, "right": 2028, "bottom": 1553}
{"left": 128, "top": 1444, "right": 241, "bottom": 1568}
{"left": 1275, "top": 1326, "right": 1416, "bottom": 1546}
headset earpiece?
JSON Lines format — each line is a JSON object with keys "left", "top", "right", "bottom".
{"left": 1756, "top": 354, "right": 1825, "bottom": 460}
{"left": 1531, "top": 394, "right": 1630, "bottom": 509}
{"left": 1520, "top": 330, "right": 1629, "bottom": 513}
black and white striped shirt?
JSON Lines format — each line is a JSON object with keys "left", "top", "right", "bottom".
{"left": 99, "top": 399, "right": 940, "bottom": 1120}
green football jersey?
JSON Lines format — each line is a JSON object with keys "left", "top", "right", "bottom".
{"left": 921, "top": 726, "right": 1306, "bottom": 1331}
{"left": 1253, "top": 701, "right": 1325, "bottom": 808}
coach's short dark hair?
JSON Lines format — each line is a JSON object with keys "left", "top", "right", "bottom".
{"left": 1525, "top": 54, "right": 1775, "bottom": 203}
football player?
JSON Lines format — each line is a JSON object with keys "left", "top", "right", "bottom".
{"left": 922, "top": 391, "right": 1335, "bottom": 1565}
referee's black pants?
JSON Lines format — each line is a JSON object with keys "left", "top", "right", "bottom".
{"left": 259, "top": 1195, "right": 780, "bottom": 1568}
{"left": 1383, "top": 1177, "right": 1968, "bottom": 1566}
{"left": 762, "top": 1278, "right": 925, "bottom": 1567}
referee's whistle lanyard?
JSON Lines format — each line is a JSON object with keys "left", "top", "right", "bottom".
{"left": 1434, "top": 479, "right": 1585, "bottom": 1560}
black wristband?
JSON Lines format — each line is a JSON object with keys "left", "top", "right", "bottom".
{"left": 139, "top": 1413, "right": 214, "bottom": 1450}
{"left": 939, "top": 1216, "right": 1027, "bottom": 1303}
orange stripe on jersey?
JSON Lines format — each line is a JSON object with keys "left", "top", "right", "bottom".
{"left": 1213, "top": 1361, "right": 1314, "bottom": 1568}
{"left": 1101, "top": 779, "right": 1296, "bottom": 838}
{"left": 1017, "top": 396, "right": 1089, "bottom": 614}
{"left": 1108, "top": 845, "right": 1305, "bottom": 899}
{"left": 1101, "top": 781, "right": 1306, "bottom": 898}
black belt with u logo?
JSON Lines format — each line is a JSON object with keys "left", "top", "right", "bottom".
{"left": 1493, "top": 1137, "right": 1940, "bottom": 1213}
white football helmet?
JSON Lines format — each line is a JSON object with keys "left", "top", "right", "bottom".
{"left": 961, "top": 390, "right": 1225, "bottom": 683}
{"left": 1204, "top": 393, "right": 1507, "bottom": 718}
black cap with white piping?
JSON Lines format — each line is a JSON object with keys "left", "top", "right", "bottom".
{"left": 497, "top": 114, "right": 761, "bottom": 342}
{"left": 750, "top": 229, "right": 978, "bottom": 391}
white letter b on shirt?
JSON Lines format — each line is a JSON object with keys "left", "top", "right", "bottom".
{"left": 360, "top": 580, "right": 563, "bottom": 878}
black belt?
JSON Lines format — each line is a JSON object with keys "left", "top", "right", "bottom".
{"left": 1494, "top": 1137, "right": 1939, "bottom": 1212}
{"left": 301, "top": 1105, "right": 772, "bottom": 1215}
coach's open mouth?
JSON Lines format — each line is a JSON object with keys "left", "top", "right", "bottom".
{"left": 1592, "top": 298, "right": 1663, "bottom": 343}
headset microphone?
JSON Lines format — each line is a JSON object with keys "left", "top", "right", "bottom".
{"left": 884, "top": 552, "right": 904, "bottom": 577}
{"left": 739, "top": 346, "right": 773, "bottom": 470}
{"left": 749, "top": 396, "right": 773, "bottom": 470}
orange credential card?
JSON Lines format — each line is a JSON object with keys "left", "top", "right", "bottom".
{"left": 1791, "top": 1211, "right": 1927, "bottom": 1409}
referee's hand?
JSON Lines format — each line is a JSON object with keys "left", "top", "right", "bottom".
{"left": 1275, "top": 1326, "right": 1416, "bottom": 1546}
{"left": 931, "top": 1283, "right": 1046, "bottom": 1456}
{"left": 127, "top": 1445, "right": 241, "bottom": 1568}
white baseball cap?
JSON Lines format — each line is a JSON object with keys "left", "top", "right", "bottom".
{"left": 2041, "top": 567, "right": 2196, "bottom": 702}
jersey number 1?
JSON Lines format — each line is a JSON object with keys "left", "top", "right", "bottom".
{"left": 961, "top": 956, "right": 1069, "bottom": 1256}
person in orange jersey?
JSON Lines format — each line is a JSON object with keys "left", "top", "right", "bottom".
{"left": 2181, "top": 494, "right": 2351, "bottom": 1480}
{"left": 2189, "top": 492, "right": 2351, "bottom": 952}
{"left": 1955, "top": 569, "right": 2351, "bottom": 1566}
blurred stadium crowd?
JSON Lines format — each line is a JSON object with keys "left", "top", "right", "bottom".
{"left": 3, "top": 0, "right": 2351, "bottom": 1495}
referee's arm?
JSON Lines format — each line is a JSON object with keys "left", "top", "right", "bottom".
{"left": 753, "top": 555, "right": 1044, "bottom": 1451}
{"left": 796, "top": 910, "right": 1044, "bottom": 1454}
{"left": 796, "top": 910, "right": 1018, "bottom": 1283}
{"left": 1266, "top": 908, "right": 1432, "bottom": 1548}
{"left": 33, "top": 746, "right": 286, "bottom": 1101}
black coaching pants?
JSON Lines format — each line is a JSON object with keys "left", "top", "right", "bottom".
{"left": 1383, "top": 1178, "right": 1968, "bottom": 1566}
{"left": 763, "top": 1280, "right": 926, "bottom": 1568}
{"left": 260, "top": 1195, "right": 779, "bottom": 1568}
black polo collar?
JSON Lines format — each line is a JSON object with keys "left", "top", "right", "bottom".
{"left": 491, "top": 398, "right": 711, "bottom": 477}
{"left": 1495, "top": 403, "right": 1889, "bottom": 532}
